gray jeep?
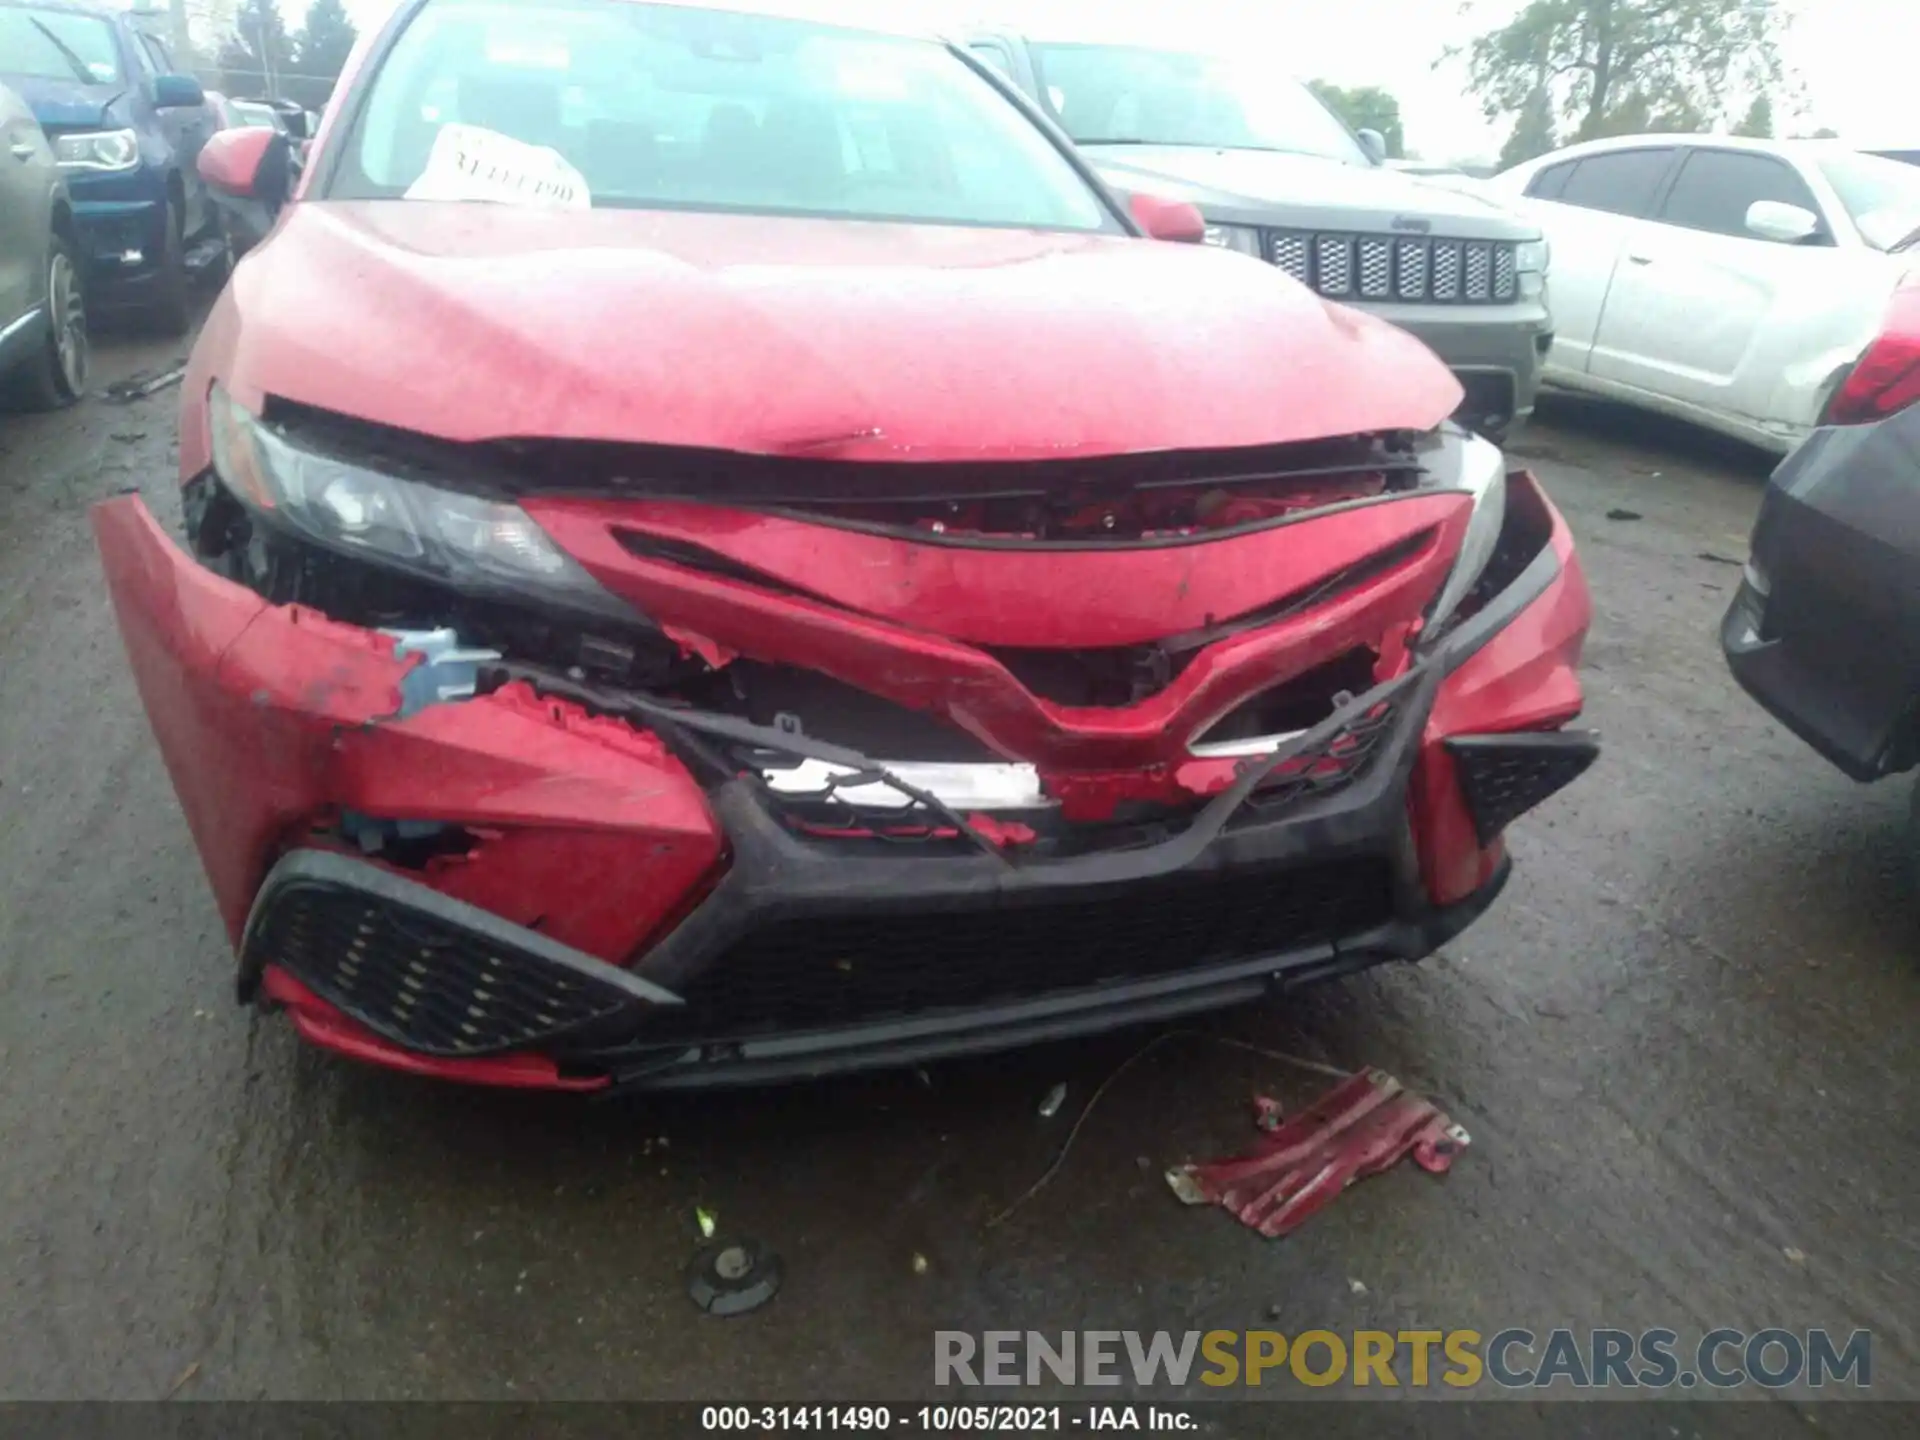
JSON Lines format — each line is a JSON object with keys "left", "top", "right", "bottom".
{"left": 962, "top": 27, "right": 1553, "bottom": 440}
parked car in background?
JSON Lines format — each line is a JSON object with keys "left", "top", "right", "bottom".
{"left": 0, "top": 0, "right": 226, "bottom": 333}
{"left": 1492, "top": 136, "right": 1920, "bottom": 454}
{"left": 0, "top": 78, "right": 88, "bottom": 407}
{"left": 207, "top": 91, "right": 290, "bottom": 135}
{"left": 961, "top": 23, "right": 1553, "bottom": 442}
{"left": 202, "top": 91, "right": 294, "bottom": 256}
{"left": 1723, "top": 273, "right": 1920, "bottom": 795}
{"left": 91, "top": 0, "right": 1596, "bottom": 1093}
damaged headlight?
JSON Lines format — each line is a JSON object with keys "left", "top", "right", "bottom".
{"left": 208, "top": 384, "right": 627, "bottom": 615}
{"left": 1424, "top": 428, "right": 1508, "bottom": 630}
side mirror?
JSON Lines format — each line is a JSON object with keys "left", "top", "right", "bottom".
{"left": 1128, "top": 191, "right": 1207, "bottom": 244}
{"left": 1746, "top": 199, "right": 1820, "bottom": 244}
{"left": 154, "top": 73, "right": 206, "bottom": 110}
{"left": 1355, "top": 128, "right": 1388, "bottom": 164}
{"left": 199, "top": 126, "right": 294, "bottom": 209}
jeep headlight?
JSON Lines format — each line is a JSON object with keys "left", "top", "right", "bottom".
{"left": 1515, "top": 239, "right": 1549, "bottom": 299}
{"left": 1202, "top": 223, "right": 1262, "bottom": 257}
{"left": 207, "top": 384, "right": 629, "bottom": 616}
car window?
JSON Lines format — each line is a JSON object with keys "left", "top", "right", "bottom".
{"left": 1526, "top": 160, "right": 1576, "bottom": 201}
{"left": 334, "top": 0, "right": 1115, "bottom": 232}
{"left": 1027, "top": 44, "right": 1368, "bottom": 165}
{"left": 138, "top": 34, "right": 173, "bottom": 77}
{"left": 0, "top": 6, "right": 126, "bottom": 85}
{"left": 1553, "top": 148, "right": 1675, "bottom": 218}
{"left": 1819, "top": 150, "right": 1920, "bottom": 250}
{"left": 1656, "top": 149, "right": 1825, "bottom": 240}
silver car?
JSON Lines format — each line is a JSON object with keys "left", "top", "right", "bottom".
{"left": 963, "top": 26, "right": 1552, "bottom": 441}
{"left": 0, "top": 79, "right": 87, "bottom": 409}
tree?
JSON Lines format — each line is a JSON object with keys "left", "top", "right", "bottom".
{"left": 1308, "top": 81, "right": 1406, "bottom": 158}
{"left": 218, "top": 0, "right": 294, "bottom": 100}
{"left": 1498, "top": 83, "right": 1558, "bottom": 167}
{"left": 294, "top": 0, "right": 358, "bottom": 88}
{"left": 1452, "top": 0, "right": 1788, "bottom": 144}
{"left": 1732, "top": 95, "right": 1775, "bottom": 137}
{"left": 1802, "top": 125, "right": 1839, "bottom": 139}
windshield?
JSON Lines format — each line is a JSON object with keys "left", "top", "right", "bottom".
{"left": 1029, "top": 44, "right": 1367, "bottom": 164}
{"left": 1818, "top": 151, "right": 1920, "bottom": 250}
{"left": 0, "top": 6, "right": 123, "bottom": 85}
{"left": 333, "top": 0, "right": 1112, "bottom": 231}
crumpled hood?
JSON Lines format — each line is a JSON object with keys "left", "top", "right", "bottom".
{"left": 1085, "top": 146, "right": 1535, "bottom": 240}
{"left": 6, "top": 75, "right": 120, "bottom": 131}
{"left": 215, "top": 201, "right": 1461, "bottom": 462}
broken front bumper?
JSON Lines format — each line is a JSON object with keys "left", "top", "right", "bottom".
{"left": 93, "top": 476, "right": 1591, "bottom": 1093}
{"left": 1723, "top": 403, "right": 1920, "bottom": 782}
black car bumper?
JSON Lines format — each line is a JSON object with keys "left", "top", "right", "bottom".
{"left": 1722, "top": 404, "right": 1920, "bottom": 782}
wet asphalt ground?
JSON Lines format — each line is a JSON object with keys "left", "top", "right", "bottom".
{"left": 1, "top": 318, "right": 1916, "bottom": 1416}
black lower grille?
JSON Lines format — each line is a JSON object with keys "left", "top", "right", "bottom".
{"left": 660, "top": 859, "right": 1397, "bottom": 1038}
{"left": 1446, "top": 733, "right": 1599, "bottom": 844}
{"left": 246, "top": 854, "right": 658, "bottom": 1058}
{"left": 1454, "top": 371, "right": 1519, "bottom": 431}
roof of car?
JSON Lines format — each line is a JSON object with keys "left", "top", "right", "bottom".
{"left": 1513, "top": 133, "right": 1870, "bottom": 170}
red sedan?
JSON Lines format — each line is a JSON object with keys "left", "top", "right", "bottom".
{"left": 92, "top": 0, "right": 1595, "bottom": 1093}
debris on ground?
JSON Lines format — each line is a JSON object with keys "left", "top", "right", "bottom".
{"left": 1038, "top": 1083, "right": 1068, "bottom": 1119}
{"left": 1168, "top": 1068, "right": 1469, "bottom": 1239}
{"left": 911, "top": 1252, "right": 930, "bottom": 1276}
{"left": 1605, "top": 508, "right": 1643, "bottom": 522}
{"left": 1783, "top": 1246, "right": 1807, "bottom": 1265}
{"left": 1348, "top": 1277, "right": 1369, "bottom": 1296}
{"left": 686, "top": 1240, "right": 782, "bottom": 1317}
{"left": 1696, "top": 551, "right": 1743, "bottom": 566}
{"left": 695, "top": 1206, "right": 717, "bottom": 1240}
{"left": 104, "top": 363, "right": 189, "bottom": 404}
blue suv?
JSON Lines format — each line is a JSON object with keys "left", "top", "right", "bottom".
{"left": 0, "top": 0, "right": 225, "bottom": 333}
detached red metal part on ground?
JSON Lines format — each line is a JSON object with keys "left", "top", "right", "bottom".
{"left": 1170, "top": 1070, "right": 1469, "bottom": 1238}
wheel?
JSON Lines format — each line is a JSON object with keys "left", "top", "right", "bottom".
{"left": 196, "top": 211, "right": 235, "bottom": 291}
{"left": 146, "top": 198, "right": 193, "bottom": 337}
{"left": 1, "top": 232, "right": 89, "bottom": 412}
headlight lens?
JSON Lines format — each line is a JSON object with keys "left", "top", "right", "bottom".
{"left": 55, "top": 128, "right": 139, "bottom": 171}
{"left": 1425, "top": 428, "right": 1508, "bottom": 630}
{"left": 1515, "top": 239, "right": 1549, "bottom": 273}
{"left": 1202, "top": 223, "right": 1263, "bottom": 257}
{"left": 208, "top": 384, "right": 627, "bottom": 614}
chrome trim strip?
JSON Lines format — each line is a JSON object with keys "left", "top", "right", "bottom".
{"left": 0, "top": 305, "right": 46, "bottom": 351}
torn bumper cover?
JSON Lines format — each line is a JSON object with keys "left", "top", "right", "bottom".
{"left": 1723, "top": 401, "right": 1920, "bottom": 782}
{"left": 93, "top": 459, "right": 1591, "bottom": 1093}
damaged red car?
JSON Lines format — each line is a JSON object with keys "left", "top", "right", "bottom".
{"left": 92, "top": 0, "right": 1596, "bottom": 1093}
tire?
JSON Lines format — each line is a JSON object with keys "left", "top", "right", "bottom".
{"left": 146, "top": 198, "right": 193, "bottom": 337}
{"left": 1, "top": 232, "right": 89, "bottom": 412}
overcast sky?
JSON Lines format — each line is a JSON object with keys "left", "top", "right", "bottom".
{"left": 327, "top": 0, "right": 1917, "bottom": 163}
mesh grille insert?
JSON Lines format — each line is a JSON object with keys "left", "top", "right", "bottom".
{"left": 658, "top": 859, "right": 1398, "bottom": 1038}
{"left": 249, "top": 872, "right": 648, "bottom": 1057}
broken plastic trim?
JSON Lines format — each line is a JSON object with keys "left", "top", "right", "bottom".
{"left": 484, "top": 658, "right": 1428, "bottom": 870}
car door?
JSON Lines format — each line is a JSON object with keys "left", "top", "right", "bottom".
{"left": 0, "top": 84, "right": 55, "bottom": 342}
{"left": 1519, "top": 146, "right": 1679, "bottom": 374}
{"left": 1587, "top": 147, "right": 1847, "bottom": 421}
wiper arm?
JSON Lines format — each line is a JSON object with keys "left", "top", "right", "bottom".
{"left": 1891, "top": 222, "right": 1920, "bottom": 254}
{"left": 28, "top": 18, "right": 97, "bottom": 87}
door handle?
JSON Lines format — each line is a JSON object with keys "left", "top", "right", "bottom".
{"left": 9, "top": 143, "right": 36, "bottom": 161}
{"left": 1626, "top": 253, "right": 1654, "bottom": 265}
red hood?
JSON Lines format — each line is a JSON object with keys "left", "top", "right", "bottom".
{"left": 209, "top": 201, "right": 1459, "bottom": 462}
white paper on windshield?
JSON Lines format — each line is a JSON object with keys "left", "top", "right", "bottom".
{"left": 405, "top": 123, "right": 591, "bottom": 209}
